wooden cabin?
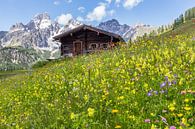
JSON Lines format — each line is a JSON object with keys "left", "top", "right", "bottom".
{"left": 53, "top": 24, "right": 125, "bottom": 56}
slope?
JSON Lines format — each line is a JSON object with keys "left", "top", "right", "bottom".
{"left": 0, "top": 34, "right": 194, "bottom": 128}
{"left": 162, "top": 20, "right": 195, "bottom": 37}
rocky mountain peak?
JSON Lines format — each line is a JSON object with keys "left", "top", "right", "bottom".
{"left": 33, "top": 12, "right": 50, "bottom": 21}
{"left": 9, "top": 23, "right": 26, "bottom": 32}
{"left": 98, "top": 19, "right": 132, "bottom": 36}
{"left": 30, "top": 12, "right": 52, "bottom": 30}
{"left": 58, "top": 19, "right": 83, "bottom": 34}
{"left": 99, "top": 19, "right": 120, "bottom": 27}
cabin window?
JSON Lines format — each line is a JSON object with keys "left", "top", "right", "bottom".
{"left": 101, "top": 43, "right": 108, "bottom": 49}
{"left": 89, "top": 43, "right": 98, "bottom": 50}
{"left": 62, "top": 46, "right": 70, "bottom": 53}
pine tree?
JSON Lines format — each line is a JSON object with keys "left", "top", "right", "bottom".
{"left": 179, "top": 14, "right": 184, "bottom": 24}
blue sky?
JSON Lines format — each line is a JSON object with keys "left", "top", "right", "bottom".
{"left": 0, "top": 0, "right": 195, "bottom": 30}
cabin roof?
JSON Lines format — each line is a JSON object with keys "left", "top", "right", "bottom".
{"left": 53, "top": 24, "right": 125, "bottom": 42}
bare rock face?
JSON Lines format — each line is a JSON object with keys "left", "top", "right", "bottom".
{"left": 1, "top": 13, "right": 61, "bottom": 49}
{"left": 0, "top": 47, "right": 41, "bottom": 70}
{"left": 98, "top": 19, "right": 157, "bottom": 41}
{"left": 0, "top": 13, "right": 83, "bottom": 70}
{"left": 0, "top": 14, "right": 156, "bottom": 70}
{"left": 98, "top": 19, "right": 132, "bottom": 36}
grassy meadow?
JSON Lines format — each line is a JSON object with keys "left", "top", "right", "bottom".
{"left": 0, "top": 34, "right": 195, "bottom": 129}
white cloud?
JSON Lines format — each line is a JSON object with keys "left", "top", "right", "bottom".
{"left": 54, "top": 1, "right": 60, "bottom": 5}
{"left": 57, "top": 13, "right": 73, "bottom": 25}
{"left": 78, "top": 6, "right": 85, "bottom": 13}
{"left": 115, "top": 0, "right": 120, "bottom": 3}
{"left": 123, "top": 0, "right": 143, "bottom": 9}
{"left": 115, "top": 0, "right": 121, "bottom": 6}
{"left": 86, "top": 3, "right": 107, "bottom": 21}
{"left": 106, "top": 0, "right": 112, "bottom": 4}
{"left": 76, "top": 16, "right": 84, "bottom": 22}
{"left": 65, "top": 0, "right": 72, "bottom": 3}
{"left": 108, "top": 9, "right": 115, "bottom": 16}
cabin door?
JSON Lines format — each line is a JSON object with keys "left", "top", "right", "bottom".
{"left": 73, "top": 41, "right": 82, "bottom": 55}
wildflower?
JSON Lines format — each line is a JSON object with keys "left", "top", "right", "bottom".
{"left": 117, "top": 96, "right": 124, "bottom": 100}
{"left": 150, "top": 113, "right": 155, "bottom": 116}
{"left": 170, "top": 126, "right": 176, "bottom": 129}
{"left": 159, "top": 115, "right": 168, "bottom": 125}
{"left": 165, "top": 76, "right": 169, "bottom": 82}
{"left": 87, "top": 108, "right": 95, "bottom": 117}
{"left": 112, "top": 109, "right": 119, "bottom": 113}
{"left": 181, "top": 118, "right": 189, "bottom": 127}
{"left": 151, "top": 124, "right": 156, "bottom": 129}
{"left": 168, "top": 81, "right": 172, "bottom": 86}
{"left": 70, "top": 112, "right": 76, "bottom": 120}
{"left": 188, "top": 118, "right": 194, "bottom": 123}
{"left": 131, "top": 89, "right": 136, "bottom": 94}
{"left": 147, "top": 91, "right": 152, "bottom": 96}
{"left": 184, "top": 98, "right": 189, "bottom": 103}
{"left": 177, "top": 113, "right": 183, "bottom": 117}
{"left": 115, "top": 125, "right": 121, "bottom": 128}
{"left": 160, "top": 82, "right": 166, "bottom": 88}
{"left": 154, "top": 91, "right": 158, "bottom": 95}
{"left": 172, "top": 80, "right": 177, "bottom": 85}
{"left": 181, "top": 91, "right": 186, "bottom": 95}
{"left": 162, "top": 110, "right": 167, "bottom": 113}
{"left": 184, "top": 106, "right": 191, "bottom": 111}
{"left": 128, "top": 115, "right": 135, "bottom": 121}
{"left": 169, "top": 106, "right": 175, "bottom": 111}
{"left": 144, "top": 119, "right": 151, "bottom": 123}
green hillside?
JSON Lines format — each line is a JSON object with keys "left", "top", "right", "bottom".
{"left": 163, "top": 20, "right": 195, "bottom": 37}
{"left": 0, "top": 33, "right": 195, "bottom": 128}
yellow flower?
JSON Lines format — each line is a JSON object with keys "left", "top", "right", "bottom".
{"left": 184, "top": 106, "right": 192, "bottom": 111}
{"left": 150, "top": 113, "right": 155, "bottom": 116}
{"left": 169, "top": 106, "right": 175, "bottom": 112}
{"left": 177, "top": 113, "right": 183, "bottom": 117}
{"left": 70, "top": 112, "right": 76, "bottom": 120}
{"left": 131, "top": 89, "right": 136, "bottom": 94}
{"left": 112, "top": 109, "right": 119, "bottom": 113}
{"left": 84, "top": 95, "right": 89, "bottom": 101}
{"left": 115, "top": 125, "right": 122, "bottom": 128}
{"left": 117, "top": 96, "right": 124, "bottom": 100}
{"left": 87, "top": 108, "right": 95, "bottom": 117}
{"left": 151, "top": 124, "right": 156, "bottom": 129}
{"left": 184, "top": 99, "right": 189, "bottom": 103}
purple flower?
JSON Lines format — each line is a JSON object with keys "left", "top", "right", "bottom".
{"left": 159, "top": 115, "right": 168, "bottom": 125}
{"left": 172, "top": 80, "right": 177, "bottom": 85}
{"left": 144, "top": 119, "right": 151, "bottom": 123}
{"left": 161, "top": 117, "right": 167, "bottom": 122}
{"left": 165, "top": 76, "right": 169, "bottom": 81}
{"left": 168, "top": 81, "right": 172, "bottom": 86}
{"left": 147, "top": 92, "right": 152, "bottom": 96}
{"left": 160, "top": 90, "right": 165, "bottom": 94}
{"left": 154, "top": 91, "right": 158, "bottom": 95}
{"left": 170, "top": 126, "right": 176, "bottom": 129}
{"left": 160, "top": 82, "right": 166, "bottom": 88}
{"left": 188, "top": 118, "right": 194, "bottom": 122}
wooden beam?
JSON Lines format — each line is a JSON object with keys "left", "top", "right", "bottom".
{"left": 85, "top": 30, "right": 88, "bottom": 51}
{"left": 110, "top": 36, "right": 113, "bottom": 42}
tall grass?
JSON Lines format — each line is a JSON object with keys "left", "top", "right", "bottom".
{"left": 0, "top": 35, "right": 195, "bottom": 129}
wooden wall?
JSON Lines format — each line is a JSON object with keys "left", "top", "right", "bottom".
{"left": 60, "top": 29, "right": 120, "bottom": 56}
